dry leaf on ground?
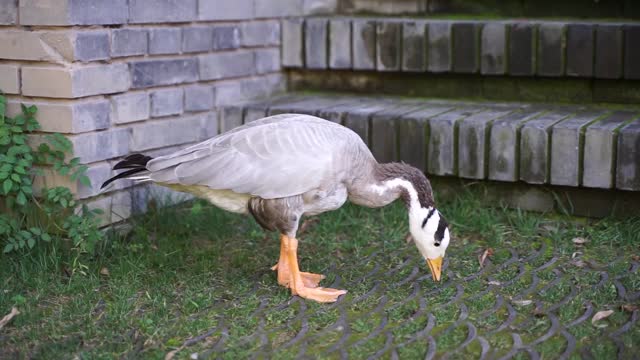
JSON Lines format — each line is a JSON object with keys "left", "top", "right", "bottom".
{"left": 478, "top": 248, "right": 494, "bottom": 268}
{"left": 100, "top": 267, "right": 110, "bottom": 276}
{"left": 591, "top": 310, "right": 614, "bottom": 326}
{"left": 488, "top": 280, "right": 502, "bottom": 286}
{"left": 512, "top": 299, "right": 533, "bottom": 306}
{"left": 572, "top": 237, "right": 588, "bottom": 245}
{"left": 0, "top": 307, "right": 20, "bottom": 330}
{"left": 621, "top": 304, "right": 639, "bottom": 312}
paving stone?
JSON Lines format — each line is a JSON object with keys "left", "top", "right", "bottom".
{"left": 352, "top": 19, "right": 377, "bottom": 70}
{"left": 342, "top": 101, "right": 395, "bottom": 146}
{"left": 75, "top": 31, "right": 110, "bottom": 62}
{"left": 198, "top": 0, "right": 254, "bottom": 20}
{"left": 550, "top": 110, "right": 607, "bottom": 186}
{"left": 184, "top": 85, "right": 214, "bottom": 112}
{"left": 111, "top": 92, "right": 150, "bottom": 124}
{"left": 129, "top": 0, "right": 196, "bottom": 23}
{"left": 452, "top": 22, "right": 480, "bottom": 74}
{"left": 199, "top": 51, "right": 254, "bottom": 80}
{"left": 305, "top": 18, "right": 329, "bottom": 69}
{"left": 304, "top": 0, "right": 338, "bottom": 14}
{"left": 111, "top": 29, "right": 147, "bottom": 57}
{"left": 151, "top": 88, "right": 184, "bottom": 117}
{"left": 509, "top": 22, "right": 536, "bottom": 76}
{"left": 624, "top": 25, "right": 640, "bottom": 80}
{"left": 520, "top": 109, "right": 573, "bottom": 184}
{"left": 616, "top": 118, "right": 640, "bottom": 190}
{"left": 241, "top": 21, "right": 280, "bottom": 47}
{"left": 397, "top": 105, "right": 453, "bottom": 172}
{"left": 265, "top": 96, "right": 346, "bottom": 116}
{"left": 267, "top": 96, "right": 325, "bottom": 115}
{"left": 219, "top": 106, "right": 245, "bottom": 132}
{"left": 488, "top": 108, "right": 546, "bottom": 182}
{"left": 316, "top": 98, "right": 371, "bottom": 124}
{"left": 537, "top": 23, "right": 565, "bottom": 77}
{"left": 371, "top": 104, "right": 425, "bottom": 163}
{"left": 376, "top": 21, "right": 402, "bottom": 71}
{"left": 583, "top": 111, "right": 638, "bottom": 189}
{"left": 402, "top": 21, "right": 427, "bottom": 72}
{"left": 244, "top": 107, "right": 268, "bottom": 122}
{"left": 595, "top": 25, "right": 623, "bottom": 79}
{"left": 428, "top": 107, "right": 483, "bottom": 176}
{"left": 427, "top": 21, "right": 452, "bottom": 73}
{"left": 182, "top": 26, "right": 212, "bottom": 53}
{"left": 566, "top": 24, "right": 594, "bottom": 77}
{"left": 458, "top": 109, "right": 515, "bottom": 179}
{"left": 0, "top": 0, "right": 17, "bottom": 24}
{"left": 282, "top": 18, "right": 305, "bottom": 67}
{"left": 481, "top": 22, "right": 507, "bottom": 75}
{"left": 148, "top": 28, "right": 181, "bottom": 55}
{"left": 131, "top": 59, "right": 198, "bottom": 88}
{"left": 329, "top": 19, "right": 352, "bottom": 69}
{"left": 212, "top": 25, "right": 241, "bottom": 50}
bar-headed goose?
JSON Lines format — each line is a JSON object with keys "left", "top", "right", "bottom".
{"left": 102, "top": 114, "right": 451, "bottom": 303}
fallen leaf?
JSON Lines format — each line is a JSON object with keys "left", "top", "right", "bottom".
{"left": 298, "top": 217, "right": 319, "bottom": 235}
{"left": 512, "top": 299, "right": 533, "bottom": 306}
{"left": 571, "top": 259, "right": 587, "bottom": 268}
{"left": 488, "top": 280, "right": 502, "bottom": 286}
{"left": 621, "top": 304, "right": 639, "bottom": 312}
{"left": 405, "top": 233, "right": 413, "bottom": 244}
{"left": 165, "top": 346, "right": 185, "bottom": 360}
{"left": 591, "top": 310, "right": 614, "bottom": 326}
{"left": 533, "top": 307, "right": 546, "bottom": 317}
{"left": 632, "top": 255, "right": 640, "bottom": 261}
{"left": 572, "top": 237, "right": 588, "bottom": 245}
{"left": 572, "top": 251, "right": 582, "bottom": 258}
{"left": 478, "top": 248, "right": 494, "bottom": 268}
{"left": 0, "top": 307, "right": 20, "bottom": 330}
{"left": 100, "top": 267, "right": 110, "bottom": 276}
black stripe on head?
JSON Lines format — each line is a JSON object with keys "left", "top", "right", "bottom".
{"left": 421, "top": 207, "right": 437, "bottom": 228}
{"left": 434, "top": 216, "right": 448, "bottom": 247}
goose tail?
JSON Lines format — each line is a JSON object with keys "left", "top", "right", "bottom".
{"left": 101, "top": 154, "right": 153, "bottom": 190}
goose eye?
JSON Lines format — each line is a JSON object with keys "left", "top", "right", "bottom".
{"left": 434, "top": 242, "right": 441, "bottom": 247}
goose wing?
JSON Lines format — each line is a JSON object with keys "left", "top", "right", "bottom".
{"left": 146, "top": 114, "right": 361, "bottom": 199}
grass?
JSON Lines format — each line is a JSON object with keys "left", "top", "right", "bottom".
{"left": 1, "top": 185, "right": 639, "bottom": 359}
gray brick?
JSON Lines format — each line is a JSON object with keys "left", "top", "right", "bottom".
{"left": 212, "top": 25, "right": 241, "bottom": 50}
{"left": 111, "top": 93, "right": 150, "bottom": 124}
{"left": 583, "top": 111, "right": 637, "bottom": 189}
{"left": 304, "top": 0, "right": 338, "bottom": 15}
{"left": 73, "top": 128, "right": 131, "bottom": 163}
{"left": 111, "top": 29, "right": 147, "bottom": 57}
{"left": 376, "top": 21, "right": 401, "bottom": 71}
{"left": 566, "top": 24, "right": 594, "bottom": 77}
{"left": 240, "top": 73, "right": 286, "bottom": 99}
{"left": 131, "top": 59, "right": 198, "bottom": 88}
{"left": 616, "top": 119, "right": 640, "bottom": 190}
{"left": 343, "top": 101, "right": 393, "bottom": 146}
{"left": 244, "top": 107, "right": 268, "bottom": 122}
{"left": 75, "top": 31, "right": 110, "bottom": 62}
{"left": 151, "top": 88, "right": 184, "bottom": 117}
{"left": 184, "top": 85, "right": 214, "bottom": 112}
{"left": 70, "top": 0, "right": 128, "bottom": 25}
{"left": 537, "top": 23, "right": 565, "bottom": 77}
{"left": 131, "top": 114, "right": 211, "bottom": 151}
{"left": 397, "top": 105, "right": 453, "bottom": 172}
{"left": 148, "top": 28, "right": 181, "bottom": 55}
{"left": 199, "top": 51, "right": 254, "bottom": 80}
{"left": 220, "top": 106, "right": 245, "bottom": 132}
{"left": 481, "top": 23, "right": 507, "bottom": 75}
{"left": 198, "top": 0, "right": 254, "bottom": 20}
{"left": 329, "top": 19, "right": 352, "bottom": 69}
{"left": 255, "top": 48, "right": 281, "bottom": 74}
{"left": 129, "top": 0, "right": 196, "bottom": 23}
{"left": 427, "top": 21, "right": 452, "bottom": 73}
{"left": 509, "top": 22, "right": 536, "bottom": 76}
{"left": 352, "top": 19, "right": 376, "bottom": 70}
{"left": 255, "top": 0, "right": 303, "bottom": 18}
{"left": 520, "top": 110, "right": 573, "bottom": 184}
{"left": 371, "top": 104, "right": 425, "bottom": 163}
{"left": 241, "top": 21, "right": 280, "bottom": 47}
{"left": 72, "top": 100, "right": 111, "bottom": 133}
{"left": 453, "top": 22, "right": 480, "bottom": 74}
{"left": 550, "top": 110, "right": 607, "bottom": 186}
{"left": 595, "top": 25, "right": 623, "bottom": 79}
{"left": 282, "top": 18, "right": 305, "bottom": 67}
{"left": 402, "top": 21, "right": 427, "bottom": 72}
{"left": 182, "top": 26, "right": 212, "bottom": 53}
{"left": 488, "top": 108, "right": 545, "bottom": 182}
{"left": 305, "top": 18, "right": 328, "bottom": 69}
{"left": 624, "top": 25, "right": 640, "bottom": 80}
{"left": 316, "top": 98, "right": 370, "bottom": 124}
{"left": 428, "top": 108, "right": 482, "bottom": 176}
{"left": 458, "top": 109, "right": 514, "bottom": 179}
{"left": 0, "top": 0, "right": 17, "bottom": 24}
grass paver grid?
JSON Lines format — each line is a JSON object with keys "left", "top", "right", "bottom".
{"left": 1, "top": 187, "right": 638, "bottom": 359}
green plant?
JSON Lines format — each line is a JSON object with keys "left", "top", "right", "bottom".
{"left": 0, "top": 93, "right": 103, "bottom": 264}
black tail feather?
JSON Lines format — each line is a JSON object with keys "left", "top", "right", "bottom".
{"left": 101, "top": 154, "right": 153, "bottom": 189}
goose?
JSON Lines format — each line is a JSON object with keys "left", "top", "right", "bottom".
{"left": 102, "top": 114, "right": 451, "bottom": 303}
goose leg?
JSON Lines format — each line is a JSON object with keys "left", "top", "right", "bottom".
{"left": 284, "top": 235, "right": 347, "bottom": 303}
{"left": 271, "top": 234, "right": 325, "bottom": 288}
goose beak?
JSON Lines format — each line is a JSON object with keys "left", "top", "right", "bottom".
{"left": 426, "top": 256, "right": 443, "bottom": 282}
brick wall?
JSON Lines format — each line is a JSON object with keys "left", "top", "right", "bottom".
{"left": 0, "top": 0, "right": 333, "bottom": 224}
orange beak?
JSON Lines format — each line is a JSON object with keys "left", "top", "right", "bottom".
{"left": 426, "top": 256, "right": 443, "bottom": 282}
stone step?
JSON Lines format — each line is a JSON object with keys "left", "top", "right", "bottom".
{"left": 220, "top": 93, "right": 640, "bottom": 191}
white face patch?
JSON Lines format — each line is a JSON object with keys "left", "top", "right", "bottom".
{"left": 409, "top": 206, "right": 449, "bottom": 261}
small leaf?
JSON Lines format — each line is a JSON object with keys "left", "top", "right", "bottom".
{"left": 16, "top": 191, "right": 26, "bottom": 206}
{"left": 591, "top": 310, "right": 614, "bottom": 326}
{"left": 100, "top": 267, "right": 110, "bottom": 276}
{"left": 41, "top": 233, "right": 51, "bottom": 242}
{"left": 30, "top": 227, "right": 41, "bottom": 235}
{"left": 3, "top": 243, "right": 13, "bottom": 253}
{"left": 27, "top": 237, "right": 35, "bottom": 249}
{"left": 10, "top": 174, "right": 20, "bottom": 183}
{"left": 79, "top": 175, "right": 91, "bottom": 187}
{"left": 478, "top": 248, "right": 494, "bottom": 268}
{"left": 621, "top": 304, "right": 638, "bottom": 312}
{"left": 3, "top": 179, "right": 12, "bottom": 194}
